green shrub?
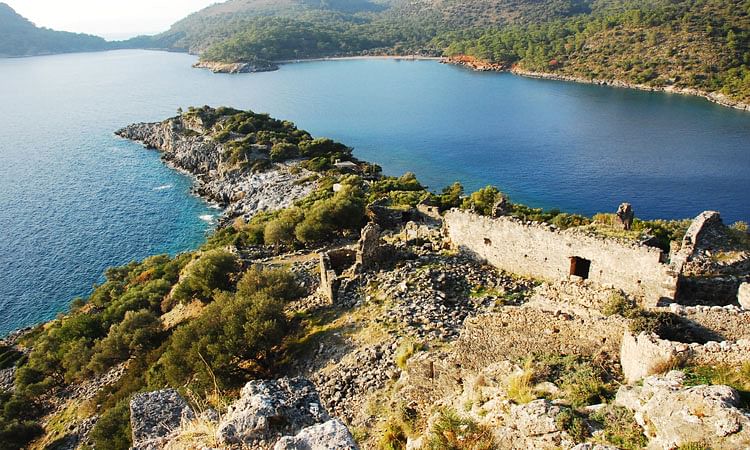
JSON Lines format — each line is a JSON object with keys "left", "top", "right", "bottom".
{"left": 160, "top": 267, "right": 299, "bottom": 389}
{"left": 590, "top": 405, "right": 647, "bottom": 450}
{"left": 90, "top": 399, "right": 131, "bottom": 450}
{"left": 299, "top": 137, "right": 350, "bottom": 158}
{"left": 602, "top": 292, "right": 637, "bottom": 317}
{"left": 270, "top": 142, "right": 299, "bottom": 161}
{"left": 555, "top": 408, "right": 590, "bottom": 442}
{"left": 264, "top": 208, "right": 304, "bottom": 246}
{"left": 295, "top": 184, "right": 365, "bottom": 243}
{"left": 462, "top": 186, "right": 503, "bottom": 216}
{"left": 0, "top": 419, "right": 43, "bottom": 450}
{"left": 171, "top": 249, "right": 239, "bottom": 304}
{"left": 426, "top": 409, "right": 495, "bottom": 450}
{"left": 88, "top": 310, "right": 163, "bottom": 374}
{"left": 439, "top": 182, "right": 464, "bottom": 211}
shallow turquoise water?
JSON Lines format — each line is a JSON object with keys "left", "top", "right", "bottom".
{"left": 0, "top": 50, "right": 748, "bottom": 334}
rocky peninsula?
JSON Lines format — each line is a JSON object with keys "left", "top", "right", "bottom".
{"left": 1, "top": 106, "right": 749, "bottom": 450}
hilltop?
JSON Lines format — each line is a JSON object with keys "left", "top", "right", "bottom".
{"left": 1, "top": 106, "right": 748, "bottom": 449}
{"left": 0, "top": 3, "right": 107, "bottom": 57}
{"left": 121, "top": 0, "right": 750, "bottom": 106}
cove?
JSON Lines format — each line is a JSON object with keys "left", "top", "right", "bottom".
{"left": 0, "top": 50, "right": 748, "bottom": 334}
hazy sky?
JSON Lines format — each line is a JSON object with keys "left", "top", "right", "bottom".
{"left": 5, "top": 0, "right": 222, "bottom": 40}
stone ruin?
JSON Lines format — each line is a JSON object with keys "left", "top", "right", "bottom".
{"left": 444, "top": 206, "right": 749, "bottom": 308}
{"left": 319, "top": 222, "right": 394, "bottom": 302}
{"left": 615, "top": 202, "right": 634, "bottom": 230}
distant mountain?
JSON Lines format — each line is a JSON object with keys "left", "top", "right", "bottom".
{"left": 122, "top": 0, "right": 749, "bottom": 105}
{"left": 0, "top": 2, "right": 108, "bottom": 57}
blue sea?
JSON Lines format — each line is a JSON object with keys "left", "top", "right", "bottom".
{"left": 0, "top": 50, "right": 748, "bottom": 335}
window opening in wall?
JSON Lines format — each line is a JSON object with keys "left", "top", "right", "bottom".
{"left": 569, "top": 256, "right": 591, "bottom": 279}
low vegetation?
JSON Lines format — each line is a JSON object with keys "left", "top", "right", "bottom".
{"left": 590, "top": 405, "right": 649, "bottom": 450}
{"left": 425, "top": 408, "right": 495, "bottom": 450}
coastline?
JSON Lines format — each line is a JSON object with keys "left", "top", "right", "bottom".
{"left": 274, "top": 55, "right": 443, "bottom": 64}
{"left": 442, "top": 56, "right": 750, "bottom": 112}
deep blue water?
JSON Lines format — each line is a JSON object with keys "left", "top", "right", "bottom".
{"left": 1, "top": 50, "right": 748, "bottom": 334}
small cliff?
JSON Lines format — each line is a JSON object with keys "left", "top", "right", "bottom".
{"left": 116, "top": 108, "right": 316, "bottom": 222}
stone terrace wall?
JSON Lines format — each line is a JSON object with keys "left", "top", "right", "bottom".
{"left": 444, "top": 209, "right": 678, "bottom": 305}
{"left": 455, "top": 307, "right": 626, "bottom": 371}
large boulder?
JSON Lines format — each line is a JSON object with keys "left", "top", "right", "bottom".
{"left": 273, "top": 418, "right": 359, "bottom": 450}
{"left": 129, "top": 389, "right": 194, "bottom": 450}
{"left": 494, "top": 399, "right": 575, "bottom": 449}
{"left": 615, "top": 371, "right": 750, "bottom": 449}
{"left": 620, "top": 331, "right": 683, "bottom": 384}
{"left": 216, "top": 377, "right": 330, "bottom": 446}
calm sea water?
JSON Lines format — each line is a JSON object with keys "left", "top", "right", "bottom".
{"left": 1, "top": 50, "right": 748, "bottom": 334}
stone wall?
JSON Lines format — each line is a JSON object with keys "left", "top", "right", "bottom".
{"left": 454, "top": 307, "right": 626, "bottom": 372}
{"left": 444, "top": 209, "right": 678, "bottom": 305}
{"left": 620, "top": 331, "right": 750, "bottom": 383}
{"left": 318, "top": 249, "right": 356, "bottom": 302}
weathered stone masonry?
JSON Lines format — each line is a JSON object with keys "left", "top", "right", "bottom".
{"left": 443, "top": 209, "right": 678, "bottom": 304}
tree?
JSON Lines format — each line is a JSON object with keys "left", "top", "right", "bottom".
{"left": 463, "top": 186, "right": 503, "bottom": 216}
{"left": 270, "top": 142, "right": 299, "bottom": 161}
{"left": 170, "top": 249, "right": 239, "bottom": 303}
{"left": 439, "top": 182, "right": 464, "bottom": 210}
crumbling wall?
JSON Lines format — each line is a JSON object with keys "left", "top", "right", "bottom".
{"left": 444, "top": 209, "right": 677, "bottom": 305}
{"left": 318, "top": 249, "right": 356, "bottom": 302}
{"left": 455, "top": 307, "right": 625, "bottom": 371}
{"left": 621, "top": 331, "right": 750, "bottom": 383}
{"left": 675, "top": 275, "right": 744, "bottom": 306}
{"left": 401, "top": 307, "right": 625, "bottom": 410}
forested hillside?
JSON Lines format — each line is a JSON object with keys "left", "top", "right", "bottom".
{"left": 437, "top": 0, "right": 750, "bottom": 103}
{"left": 0, "top": 3, "right": 107, "bottom": 57}
{"left": 124, "top": 0, "right": 749, "bottom": 104}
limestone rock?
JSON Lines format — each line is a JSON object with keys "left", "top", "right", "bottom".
{"left": 571, "top": 444, "right": 620, "bottom": 450}
{"left": 273, "top": 419, "right": 359, "bottom": 450}
{"left": 216, "top": 377, "right": 330, "bottom": 446}
{"left": 129, "top": 389, "right": 194, "bottom": 450}
{"left": 620, "top": 331, "right": 680, "bottom": 383}
{"left": 738, "top": 282, "right": 750, "bottom": 309}
{"left": 615, "top": 371, "right": 750, "bottom": 449}
{"left": 510, "top": 400, "right": 562, "bottom": 436}
{"left": 494, "top": 400, "right": 574, "bottom": 449}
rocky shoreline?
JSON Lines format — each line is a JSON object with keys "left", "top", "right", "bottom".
{"left": 442, "top": 56, "right": 750, "bottom": 112}
{"left": 192, "top": 60, "right": 279, "bottom": 74}
{"left": 115, "top": 116, "right": 316, "bottom": 224}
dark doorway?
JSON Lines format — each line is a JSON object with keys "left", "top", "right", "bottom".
{"left": 570, "top": 256, "right": 591, "bottom": 279}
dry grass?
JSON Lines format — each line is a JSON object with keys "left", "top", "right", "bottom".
{"left": 506, "top": 359, "right": 536, "bottom": 404}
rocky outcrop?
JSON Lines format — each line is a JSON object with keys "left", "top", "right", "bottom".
{"left": 116, "top": 120, "right": 222, "bottom": 175}
{"left": 273, "top": 419, "right": 359, "bottom": 450}
{"left": 193, "top": 60, "right": 279, "bottom": 74}
{"left": 495, "top": 399, "right": 576, "bottom": 449}
{"left": 216, "top": 377, "right": 331, "bottom": 446}
{"left": 442, "top": 55, "right": 508, "bottom": 71}
{"left": 615, "top": 371, "right": 750, "bottom": 449}
{"left": 116, "top": 115, "right": 316, "bottom": 222}
{"left": 620, "top": 331, "right": 682, "bottom": 383}
{"left": 130, "top": 389, "right": 194, "bottom": 450}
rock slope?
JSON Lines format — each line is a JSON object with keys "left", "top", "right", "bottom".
{"left": 116, "top": 113, "right": 315, "bottom": 222}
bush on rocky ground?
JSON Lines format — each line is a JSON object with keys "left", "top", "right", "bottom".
{"left": 589, "top": 405, "right": 648, "bottom": 450}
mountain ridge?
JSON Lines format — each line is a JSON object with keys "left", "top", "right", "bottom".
{"left": 0, "top": 2, "right": 108, "bottom": 57}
